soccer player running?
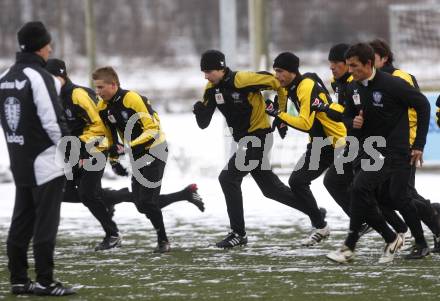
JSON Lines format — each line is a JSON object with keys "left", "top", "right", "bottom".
{"left": 369, "top": 39, "right": 440, "bottom": 256}
{"left": 320, "top": 43, "right": 409, "bottom": 238}
{"left": 193, "top": 50, "right": 328, "bottom": 248}
{"left": 46, "top": 58, "right": 122, "bottom": 251}
{"left": 46, "top": 59, "right": 205, "bottom": 248}
{"left": 0, "top": 22, "right": 75, "bottom": 296}
{"left": 266, "top": 52, "right": 347, "bottom": 246}
{"left": 93, "top": 66, "right": 172, "bottom": 253}
{"left": 326, "top": 43, "right": 430, "bottom": 264}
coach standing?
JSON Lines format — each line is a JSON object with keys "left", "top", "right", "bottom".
{"left": 0, "top": 22, "right": 75, "bottom": 296}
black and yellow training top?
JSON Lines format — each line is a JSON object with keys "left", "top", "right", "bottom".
{"left": 381, "top": 63, "right": 419, "bottom": 146}
{"left": 60, "top": 79, "right": 112, "bottom": 152}
{"left": 97, "top": 88, "right": 165, "bottom": 153}
{"left": 330, "top": 72, "right": 353, "bottom": 108}
{"left": 195, "top": 68, "right": 287, "bottom": 141}
{"left": 329, "top": 72, "right": 355, "bottom": 131}
{"left": 275, "top": 73, "right": 346, "bottom": 148}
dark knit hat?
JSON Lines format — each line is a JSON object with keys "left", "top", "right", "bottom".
{"left": 273, "top": 52, "right": 299, "bottom": 73}
{"left": 328, "top": 43, "right": 350, "bottom": 62}
{"left": 200, "top": 50, "right": 226, "bottom": 71}
{"left": 17, "top": 21, "right": 51, "bottom": 52}
{"left": 46, "top": 59, "right": 68, "bottom": 79}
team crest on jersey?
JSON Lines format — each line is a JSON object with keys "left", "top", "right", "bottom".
{"left": 372, "top": 91, "right": 383, "bottom": 107}
{"left": 4, "top": 97, "right": 21, "bottom": 132}
{"left": 231, "top": 92, "right": 242, "bottom": 103}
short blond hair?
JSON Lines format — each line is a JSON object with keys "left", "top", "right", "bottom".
{"left": 92, "top": 66, "right": 120, "bottom": 86}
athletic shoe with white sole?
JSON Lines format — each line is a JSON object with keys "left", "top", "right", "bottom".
{"left": 378, "top": 234, "right": 403, "bottom": 264}
{"left": 405, "top": 244, "right": 430, "bottom": 259}
{"left": 301, "top": 225, "right": 330, "bottom": 247}
{"left": 11, "top": 281, "right": 36, "bottom": 295}
{"left": 215, "top": 232, "right": 248, "bottom": 248}
{"left": 94, "top": 235, "right": 122, "bottom": 251}
{"left": 326, "top": 245, "right": 355, "bottom": 263}
{"left": 154, "top": 240, "right": 171, "bottom": 253}
{"left": 34, "top": 282, "right": 76, "bottom": 296}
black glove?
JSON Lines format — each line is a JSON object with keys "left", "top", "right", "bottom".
{"left": 108, "top": 143, "right": 125, "bottom": 159}
{"left": 311, "top": 97, "right": 329, "bottom": 112}
{"left": 193, "top": 101, "right": 206, "bottom": 115}
{"left": 265, "top": 99, "right": 280, "bottom": 117}
{"left": 276, "top": 121, "right": 288, "bottom": 139}
{"left": 272, "top": 118, "right": 288, "bottom": 139}
{"left": 110, "top": 161, "right": 128, "bottom": 176}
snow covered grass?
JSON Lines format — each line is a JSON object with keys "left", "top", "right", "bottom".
{"left": 1, "top": 172, "right": 440, "bottom": 300}
{"left": 1, "top": 109, "right": 440, "bottom": 300}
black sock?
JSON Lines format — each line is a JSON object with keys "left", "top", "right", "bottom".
{"left": 158, "top": 188, "right": 187, "bottom": 209}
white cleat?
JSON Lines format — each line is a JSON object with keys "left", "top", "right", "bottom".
{"left": 301, "top": 225, "right": 330, "bottom": 247}
{"left": 326, "top": 245, "right": 355, "bottom": 263}
{"left": 378, "top": 234, "right": 403, "bottom": 264}
{"left": 398, "top": 231, "right": 412, "bottom": 251}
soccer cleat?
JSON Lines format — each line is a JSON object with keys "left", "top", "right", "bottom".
{"left": 34, "top": 282, "right": 76, "bottom": 296}
{"left": 359, "top": 223, "right": 373, "bottom": 237}
{"left": 154, "top": 240, "right": 171, "bottom": 253}
{"left": 11, "top": 281, "right": 36, "bottom": 295}
{"left": 301, "top": 225, "right": 330, "bottom": 247}
{"left": 215, "top": 232, "right": 248, "bottom": 249}
{"left": 378, "top": 234, "right": 403, "bottom": 264}
{"left": 432, "top": 235, "right": 440, "bottom": 253}
{"left": 405, "top": 244, "right": 430, "bottom": 259}
{"left": 326, "top": 245, "right": 355, "bottom": 263}
{"left": 398, "top": 231, "right": 412, "bottom": 251}
{"left": 94, "top": 235, "right": 122, "bottom": 251}
{"left": 185, "top": 184, "right": 205, "bottom": 212}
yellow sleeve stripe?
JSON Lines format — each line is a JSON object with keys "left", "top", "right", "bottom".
{"left": 122, "top": 91, "right": 160, "bottom": 147}
{"left": 278, "top": 78, "right": 315, "bottom": 131}
{"left": 234, "top": 71, "right": 280, "bottom": 89}
{"left": 71, "top": 88, "right": 101, "bottom": 124}
{"left": 392, "top": 69, "right": 414, "bottom": 87}
{"left": 329, "top": 103, "right": 344, "bottom": 113}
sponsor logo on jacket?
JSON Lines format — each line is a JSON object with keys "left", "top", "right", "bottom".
{"left": 0, "top": 79, "right": 27, "bottom": 90}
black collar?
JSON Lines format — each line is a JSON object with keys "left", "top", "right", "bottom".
{"left": 218, "top": 68, "right": 233, "bottom": 86}
{"left": 15, "top": 52, "right": 46, "bottom": 67}
{"left": 61, "top": 78, "right": 75, "bottom": 96}
{"left": 109, "top": 88, "right": 124, "bottom": 103}
{"left": 380, "top": 63, "right": 396, "bottom": 75}
{"left": 286, "top": 73, "right": 303, "bottom": 93}
{"left": 336, "top": 72, "right": 351, "bottom": 84}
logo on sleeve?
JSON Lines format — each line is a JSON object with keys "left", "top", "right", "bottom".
{"left": 312, "top": 98, "right": 321, "bottom": 106}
